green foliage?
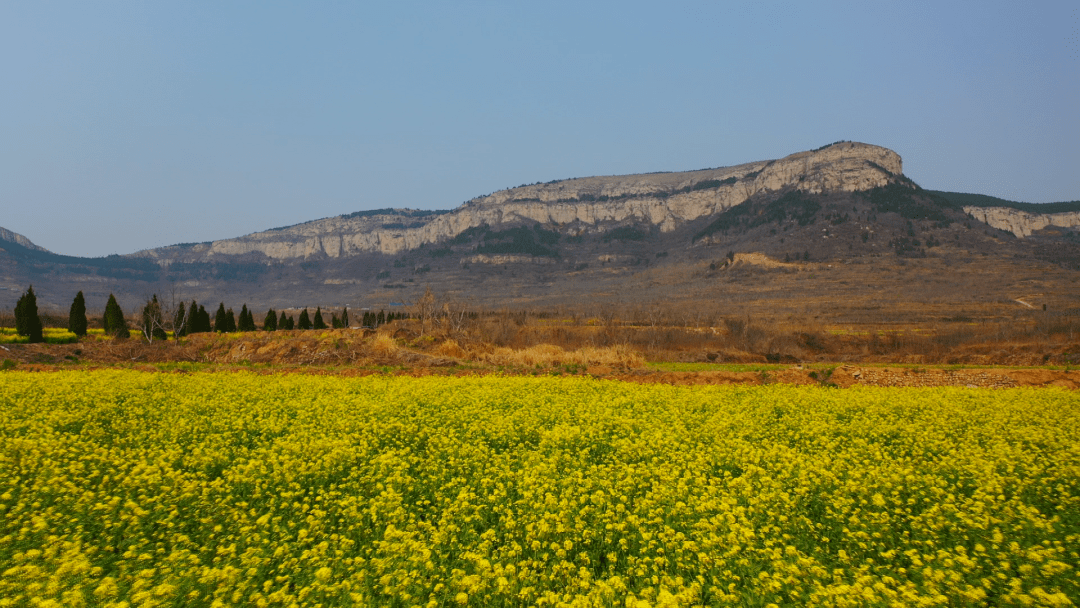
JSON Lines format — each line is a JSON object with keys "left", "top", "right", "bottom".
{"left": 15, "top": 286, "right": 44, "bottom": 343}
{"left": 601, "top": 226, "right": 649, "bottom": 243}
{"left": 214, "top": 303, "right": 228, "bottom": 333}
{"left": 297, "top": 309, "right": 312, "bottom": 331}
{"left": 68, "top": 291, "right": 88, "bottom": 337}
{"left": 691, "top": 177, "right": 738, "bottom": 191}
{"left": 475, "top": 224, "right": 561, "bottom": 258}
{"left": 341, "top": 307, "right": 349, "bottom": 329}
{"left": 812, "top": 140, "right": 851, "bottom": 152}
{"left": 223, "top": 309, "right": 237, "bottom": 333}
{"left": 238, "top": 304, "right": 257, "bottom": 332}
{"left": 694, "top": 190, "right": 822, "bottom": 241}
{"left": 264, "top": 309, "right": 277, "bottom": 331}
{"left": 103, "top": 294, "right": 129, "bottom": 340}
{"left": 313, "top": 307, "right": 327, "bottom": 330}
{"left": 860, "top": 183, "right": 954, "bottom": 224}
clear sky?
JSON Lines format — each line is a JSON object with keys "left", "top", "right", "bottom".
{"left": 3, "top": 1, "right": 1078, "bottom": 258}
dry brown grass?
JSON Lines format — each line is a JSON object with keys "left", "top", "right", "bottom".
{"left": 436, "top": 339, "right": 467, "bottom": 359}
{"left": 477, "top": 343, "right": 645, "bottom": 368}
{"left": 370, "top": 332, "right": 399, "bottom": 356}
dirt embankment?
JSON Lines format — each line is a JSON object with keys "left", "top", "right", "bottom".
{"left": 2, "top": 332, "right": 1078, "bottom": 389}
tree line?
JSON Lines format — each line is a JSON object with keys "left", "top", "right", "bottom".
{"left": 10, "top": 286, "right": 406, "bottom": 343}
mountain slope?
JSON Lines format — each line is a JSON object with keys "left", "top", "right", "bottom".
{"left": 2, "top": 142, "right": 1078, "bottom": 322}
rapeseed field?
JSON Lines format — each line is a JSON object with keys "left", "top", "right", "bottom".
{"left": 1, "top": 371, "right": 1077, "bottom": 607}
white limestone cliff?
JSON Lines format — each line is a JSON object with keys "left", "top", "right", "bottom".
{"left": 963, "top": 206, "right": 1080, "bottom": 238}
{"left": 139, "top": 142, "right": 903, "bottom": 263}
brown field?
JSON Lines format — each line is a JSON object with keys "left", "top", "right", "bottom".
{"left": 2, "top": 296, "right": 1079, "bottom": 389}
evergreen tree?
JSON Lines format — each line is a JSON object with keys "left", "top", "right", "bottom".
{"left": 331, "top": 313, "right": 341, "bottom": 329}
{"left": 278, "top": 311, "right": 289, "bottom": 330}
{"left": 174, "top": 301, "right": 188, "bottom": 338}
{"left": 15, "top": 286, "right": 44, "bottom": 343}
{"left": 297, "top": 308, "right": 312, "bottom": 330}
{"left": 224, "top": 308, "right": 237, "bottom": 333}
{"left": 68, "top": 291, "right": 88, "bottom": 337}
{"left": 313, "top": 307, "right": 326, "bottom": 330}
{"left": 341, "top": 307, "right": 349, "bottom": 328}
{"left": 264, "top": 309, "right": 277, "bottom": 331}
{"left": 186, "top": 300, "right": 200, "bottom": 334}
{"left": 103, "top": 294, "right": 129, "bottom": 340}
{"left": 238, "top": 304, "right": 256, "bottom": 332}
{"left": 377, "top": 310, "right": 386, "bottom": 325}
{"left": 198, "top": 305, "right": 210, "bottom": 333}
{"left": 214, "top": 303, "right": 228, "bottom": 333}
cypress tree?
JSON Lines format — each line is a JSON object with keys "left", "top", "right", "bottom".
{"left": 278, "top": 311, "right": 289, "bottom": 330}
{"left": 331, "top": 313, "right": 341, "bottom": 329}
{"left": 342, "top": 307, "right": 349, "bottom": 328}
{"left": 174, "top": 301, "right": 188, "bottom": 338}
{"left": 238, "top": 304, "right": 256, "bottom": 332}
{"left": 264, "top": 309, "right": 277, "bottom": 331}
{"left": 15, "top": 286, "right": 44, "bottom": 343}
{"left": 68, "top": 291, "right": 88, "bottom": 337}
{"left": 214, "top": 303, "right": 228, "bottom": 333}
{"left": 224, "top": 308, "right": 237, "bottom": 333}
{"left": 297, "top": 308, "right": 312, "bottom": 330}
{"left": 313, "top": 307, "right": 326, "bottom": 330}
{"left": 103, "top": 294, "right": 128, "bottom": 340}
{"left": 186, "top": 300, "right": 199, "bottom": 334}
{"left": 198, "top": 305, "right": 211, "bottom": 333}
{"left": 376, "top": 310, "right": 386, "bottom": 326}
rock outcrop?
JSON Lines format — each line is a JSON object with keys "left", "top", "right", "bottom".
{"left": 963, "top": 206, "right": 1080, "bottom": 238}
{"left": 0, "top": 227, "right": 50, "bottom": 253}
{"left": 137, "top": 142, "right": 902, "bottom": 264}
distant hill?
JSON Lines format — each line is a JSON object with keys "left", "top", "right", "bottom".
{"left": 2, "top": 142, "right": 1078, "bottom": 324}
{"left": 928, "top": 191, "right": 1080, "bottom": 214}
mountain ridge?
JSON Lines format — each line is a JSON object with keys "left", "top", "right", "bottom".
{"left": 2, "top": 141, "right": 1078, "bottom": 317}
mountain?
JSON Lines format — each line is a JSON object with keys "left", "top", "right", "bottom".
{"left": 2, "top": 141, "right": 1079, "bottom": 325}
{"left": 0, "top": 227, "right": 51, "bottom": 254}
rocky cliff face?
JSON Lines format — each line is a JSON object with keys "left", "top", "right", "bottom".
{"left": 0, "top": 227, "right": 50, "bottom": 253}
{"left": 137, "top": 142, "right": 902, "bottom": 264}
{"left": 963, "top": 206, "right": 1080, "bottom": 238}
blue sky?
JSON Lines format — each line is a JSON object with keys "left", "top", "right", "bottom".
{"left": 3, "top": 1, "right": 1078, "bottom": 257}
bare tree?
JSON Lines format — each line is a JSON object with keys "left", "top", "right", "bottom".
{"left": 413, "top": 287, "right": 437, "bottom": 337}
{"left": 138, "top": 287, "right": 189, "bottom": 343}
